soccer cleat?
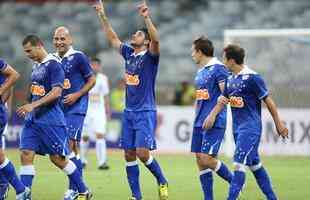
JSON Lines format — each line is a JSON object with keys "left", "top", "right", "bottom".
{"left": 16, "top": 187, "right": 31, "bottom": 200}
{"left": 77, "top": 191, "right": 93, "bottom": 200}
{"left": 128, "top": 197, "right": 143, "bottom": 200}
{"left": 64, "top": 189, "right": 79, "bottom": 200}
{"left": 158, "top": 183, "right": 168, "bottom": 200}
{"left": 98, "top": 163, "right": 110, "bottom": 170}
{"left": 0, "top": 183, "right": 9, "bottom": 200}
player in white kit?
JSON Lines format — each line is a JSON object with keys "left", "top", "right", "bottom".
{"left": 80, "top": 57, "right": 111, "bottom": 170}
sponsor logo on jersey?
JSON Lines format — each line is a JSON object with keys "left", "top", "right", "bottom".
{"left": 30, "top": 85, "right": 46, "bottom": 96}
{"left": 125, "top": 73, "right": 140, "bottom": 86}
{"left": 229, "top": 96, "right": 244, "bottom": 108}
{"left": 63, "top": 78, "right": 71, "bottom": 89}
{"left": 196, "top": 89, "right": 210, "bottom": 100}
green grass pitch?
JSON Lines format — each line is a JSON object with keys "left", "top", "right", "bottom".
{"left": 5, "top": 149, "right": 310, "bottom": 200}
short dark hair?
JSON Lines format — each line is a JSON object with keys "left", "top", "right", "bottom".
{"left": 138, "top": 28, "right": 150, "bottom": 41}
{"left": 91, "top": 57, "right": 101, "bottom": 64}
{"left": 193, "top": 36, "right": 214, "bottom": 57}
{"left": 223, "top": 44, "right": 245, "bottom": 65}
{"left": 22, "top": 34, "right": 44, "bottom": 46}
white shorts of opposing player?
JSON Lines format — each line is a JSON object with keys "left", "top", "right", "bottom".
{"left": 80, "top": 107, "right": 108, "bottom": 167}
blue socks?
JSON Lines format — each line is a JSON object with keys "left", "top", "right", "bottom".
{"left": 126, "top": 161, "right": 142, "bottom": 200}
{"left": 20, "top": 165, "right": 35, "bottom": 189}
{"left": 144, "top": 156, "right": 167, "bottom": 185}
{"left": 251, "top": 164, "right": 277, "bottom": 200}
{"left": 215, "top": 161, "right": 232, "bottom": 183}
{"left": 200, "top": 169, "right": 213, "bottom": 200}
{"left": 0, "top": 159, "right": 25, "bottom": 194}
{"left": 68, "top": 153, "right": 83, "bottom": 191}
{"left": 227, "top": 170, "right": 246, "bottom": 200}
{"left": 63, "top": 160, "right": 87, "bottom": 193}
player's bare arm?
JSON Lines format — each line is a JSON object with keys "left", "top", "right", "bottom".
{"left": 0, "top": 64, "right": 20, "bottom": 98}
{"left": 264, "top": 96, "right": 289, "bottom": 139}
{"left": 94, "top": 0, "right": 121, "bottom": 50}
{"left": 64, "top": 74, "right": 96, "bottom": 105}
{"left": 17, "top": 86, "right": 63, "bottom": 117}
{"left": 138, "top": 0, "right": 159, "bottom": 55}
{"left": 203, "top": 95, "right": 229, "bottom": 130}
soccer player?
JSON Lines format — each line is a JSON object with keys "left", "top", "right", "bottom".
{"left": 190, "top": 36, "right": 232, "bottom": 200}
{"left": 80, "top": 57, "right": 111, "bottom": 170}
{"left": 52, "top": 26, "right": 96, "bottom": 200}
{"left": 0, "top": 59, "right": 30, "bottom": 200}
{"left": 18, "top": 35, "right": 92, "bottom": 200}
{"left": 94, "top": 0, "right": 168, "bottom": 199}
{"left": 204, "top": 44, "right": 289, "bottom": 200}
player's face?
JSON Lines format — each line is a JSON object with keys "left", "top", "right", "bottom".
{"left": 23, "top": 42, "right": 41, "bottom": 62}
{"left": 191, "top": 45, "right": 201, "bottom": 64}
{"left": 53, "top": 31, "right": 72, "bottom": 55}
{"left": 91, "top": 61, "right": 101, "bottom": 73}
{"left": 130, "top": 30, "right": 147, "bottom": 47}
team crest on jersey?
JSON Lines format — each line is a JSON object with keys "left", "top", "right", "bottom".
{"left": 196, "top": 89, "right": 210, "bottom": 100}
{"left": 30, "top": 84, "right": 46, "bottom": 96}
{"left": 229, "top": 96, "right": 244, "bottom": 108}
{"left": 63, "top": 78, "right": 71, "bottom": 89}
{"left": 125, "top": 73, "right": 140, "bottom": 86}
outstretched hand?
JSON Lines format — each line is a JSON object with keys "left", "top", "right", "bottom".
{"left": 138, "top": 0, "right": 150, "bottom": 18}
{"left": 94, "top": 0, "right": 105, "bottom": 14}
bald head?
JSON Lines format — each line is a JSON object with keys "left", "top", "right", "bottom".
{"left": 53, "top": 26, "right": 73, "bottom": 57}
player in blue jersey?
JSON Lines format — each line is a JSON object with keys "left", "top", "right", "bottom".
{"left": 204, "top": 44, "right": 289, "bottom": 200}
{"left": 94, "top": 0, "right": 168, "bottom": 199}
{"left": 52, "top": 27, "right": 96, "bottom": 200}
{"left": 190, "top": 36, "right": 232, "bottom": 200}
{"left": 0, "top": 59, "right": 30, "bottom": 200}
{"left": 18, "top": 35, "right": 92, "bottom": 200}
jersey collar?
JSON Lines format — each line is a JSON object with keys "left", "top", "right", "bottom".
{"left": 132, "top": 50, "right": 147, "bottom": 57}
{"left": 55, "top": 46, "right": 77, "bottom": 59}
{"left": 205, "top": 57, "right": 223, "bottom": 67}
{"left": 39, "top": 54, "right": 60, "bottom": 64}
{"left": 237, "top": 65, "right": 257, "bottom": 75}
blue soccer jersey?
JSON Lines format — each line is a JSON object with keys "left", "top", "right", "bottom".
{"left": 223, "top": 66, "right": 269, "bottom": 135}
{"left": 0, "top": 59, "right": 8, "bottom": 126}
{"left": 26, "top": 54, "right": 66, "bottom": 126}
{"left": 120, "top": 43, "right": 159, "bottom": 111}
{"left": 56, "top": 48, "right": 93, "bottom": 115}
{"left": 194, "top": 57, "right": 229, "bottom": 128}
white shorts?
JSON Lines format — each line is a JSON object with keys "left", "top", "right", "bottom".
{"left": 82, "top": 111, "right": 107, "bottom": 140}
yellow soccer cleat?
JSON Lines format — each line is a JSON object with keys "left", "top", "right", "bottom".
{"left": 158, "top": 183, "right": 168, "bottom": 200}
{"left": 77, "top": 191, "right": 93, "bottom": 200}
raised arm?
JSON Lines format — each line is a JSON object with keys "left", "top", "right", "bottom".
{"left": 138, "top": 1, "right": 159, "bottom": 55}
{"left": 94, "top": 0, "right": 121, "bottom": 50}
{"left": 264, "top": 96, "right": 289, "bottom": 139}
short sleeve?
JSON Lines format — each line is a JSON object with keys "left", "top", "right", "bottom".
{"left": 120, "top": 43, "right": 134, "bottom": 60}
{"left": 0, "top": 59, "right": 8, "bottom": 71}
{"left": 251, "top": 75, "right": 269, "bottom": 100}
{"left": 78, "top": 53, "right": 94, "bottom": 79}
{"left": 48, "top": 61, "right": 65, "bottom": 88}
{"left": 147, "top": 51, "right": 160, "bottom": 66}
{"left": 215, "top": 65, "right": 229, "bottom": 84}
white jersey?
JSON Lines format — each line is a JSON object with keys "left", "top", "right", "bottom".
{"left": 88, "top": 73, "right": 109, "bottom": 113}
{"left": 83, "top": 73, "right": 109, "bottom": 136}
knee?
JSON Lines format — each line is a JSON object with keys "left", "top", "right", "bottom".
{"left": 96, "top": 133, "right": 105, "bottom": 139}
{"left": 82, "top": 136, "right": 89, "bottom": 142}
{"left": 196, "top": 154, "right": 215, "bottom": 168}
{"left": 125, "top": 150, "right": 137, "bottom": 162}
{"left": 20, "top": 150, "right": 35, "bottom": 165}
{"left": 234, "top": 162, "right": 247, "bottom": 172}
{"left": 136, "top": 150, "right": 149, "bottom": 163}
{"left": 50, "top": 155, "right": 66, "bottom": 169}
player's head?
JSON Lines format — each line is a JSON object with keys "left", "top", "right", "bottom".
{"left": 130, "top": 28, "right": 150, "bottom": 49}
{"left": 91, "top": 57, "right": 102, "bottom": 73}
{"left": 223, "top": 44, "right": 245, "bottom": 69}
{"left": 53, "top": 26, "right": 73, "bottom": 56}
{"left": 22, "top": 34, "right": 45, "bottom": 62}
{"left": 192, "top": 36, "right": 214, "bottom": 64}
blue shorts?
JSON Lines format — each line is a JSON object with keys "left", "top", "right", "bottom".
{"left": 120, "top": 111, "right": 157, "bottom": 150}
{"left": 65, "top": 114, "right": 85, "bottom": 142}
{"left": 191, "top": 127, "right": 225, "bottom": 155}
{"left": 233, "top": 132, "right": 261, "bottom": 166}
{"left": 20, "top": 122, "right": 69, "bottom": 156}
